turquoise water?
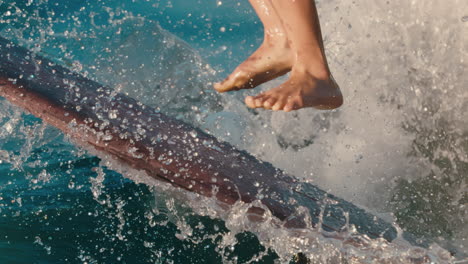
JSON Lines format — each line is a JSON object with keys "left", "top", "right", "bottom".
{"left": 0, "top": 0, "right": 467, "bottom": 263}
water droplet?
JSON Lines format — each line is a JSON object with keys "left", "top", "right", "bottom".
{"left": 4, "top": 123, "right": 13, "bottom": 133}
{"left": 102, "top": 134, "right": 113, "bottom": 141}
{"left": 72, "top": 61, "right": 83, "bottom": 71}
{"left": 189, "top": 130, "right": 198, "bottom": 138}
{"left": 462, "top": 15, "right": 468, "bottom": 22}
{"left": 108, "top": 110, "right": 118, "bottom": 119}
{"left": 162, "top": 158, "right": 173, "bottom": 165}
{"left": 137, "top": 127, "right": 146, "bottom": 136}
{"left": 128, "top": 147, "right": 143, "bottom": 158}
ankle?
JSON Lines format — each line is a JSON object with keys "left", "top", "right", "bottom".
{"left": 263, "top": 30, "right": 289, "bottom": 48}
{"left": 292, "top": 49, "right": 331, "bottom": 78}
{"left": 292, "top": 63, "right": 330, "bottom": 80}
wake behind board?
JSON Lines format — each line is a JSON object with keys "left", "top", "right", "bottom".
{"left": 0, "top": 36, "right": 421, "bottom": 248}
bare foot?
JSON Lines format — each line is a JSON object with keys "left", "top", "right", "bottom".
{"left": 214, "top": 38, "right": 293, "bottom": 93}
{"left": 245, "top": 68, "right": 343, "bottom": 112}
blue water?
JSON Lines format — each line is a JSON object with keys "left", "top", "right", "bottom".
{"left": 0, "top": 1, "right": 280, "bottom": 263}
{"left": 0, "top": 97, "right": 276, "bottom": 262}
{"left": 1, "top": 0, "right": 467, "bottom": 263}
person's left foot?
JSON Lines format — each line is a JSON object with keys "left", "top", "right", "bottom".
{"left": 214, "top": 37, "right": 293, "bottom": 93}
{"left": 245, "top": 69, "right": 343, "bottom": 111}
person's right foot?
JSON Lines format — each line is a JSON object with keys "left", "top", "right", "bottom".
{"left": 214, "top": 37, "right": 293, "bottom": 93}
{"left": 244, "top": 68, "right": 343, "bottom": 112}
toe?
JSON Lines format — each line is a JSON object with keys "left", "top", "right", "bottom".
{"left": 283, "top": 101, "right": 295, "bottom": 112}
{"left": 214, "top": 74, "right": 229, "bottom": 90}
{"left": 254, "top": 95, "right": 267, "bottom": 108}
{"left": 246, "top": 94, "right": 266, "bottom": 109}
{"left": 214, "top": 79, "right": 230, "bottom": 93}
{"left": 271, "top": 97, "right": 287, "bottom": 111}
{"left": 215, "top": 76, "right": 237, "bottom": 93}
{"left": 245, "top": 96, "right": 256, "bottom": 108}
{"left": 284, "top": 97, "right": 303, "bottom": 112}
{"left": 263, "top": 97, "right": 277, "bottom": 109}
{"left": 215, "top": 70, "right": 249, "bottom": 92}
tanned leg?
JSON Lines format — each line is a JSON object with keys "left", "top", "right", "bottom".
{"left": 245, "top": 0, "right": 343, "bottom": 111}
{"left": 214, "top": 0, "right": 294, "bottom": 93}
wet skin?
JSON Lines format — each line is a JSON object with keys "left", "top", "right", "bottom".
{"left": 214, "top": 0, "right": 343, "bottom": 112}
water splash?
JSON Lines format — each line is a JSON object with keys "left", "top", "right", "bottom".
{"left": 0, "top": 0, "right": 466, "bottom": 262}
{"left": 209, "top": 0, "right": 468, "bottom": 258}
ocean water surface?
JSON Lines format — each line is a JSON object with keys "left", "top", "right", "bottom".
{"left": 0, "top": 0, "right": 467, "bottom": 263}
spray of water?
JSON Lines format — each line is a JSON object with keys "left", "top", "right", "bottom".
{"left": 209, "top": 0, "right": 468, "bottom": 258}
{"left": 0, "top": 0, "right": 466, "bottom": 262}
